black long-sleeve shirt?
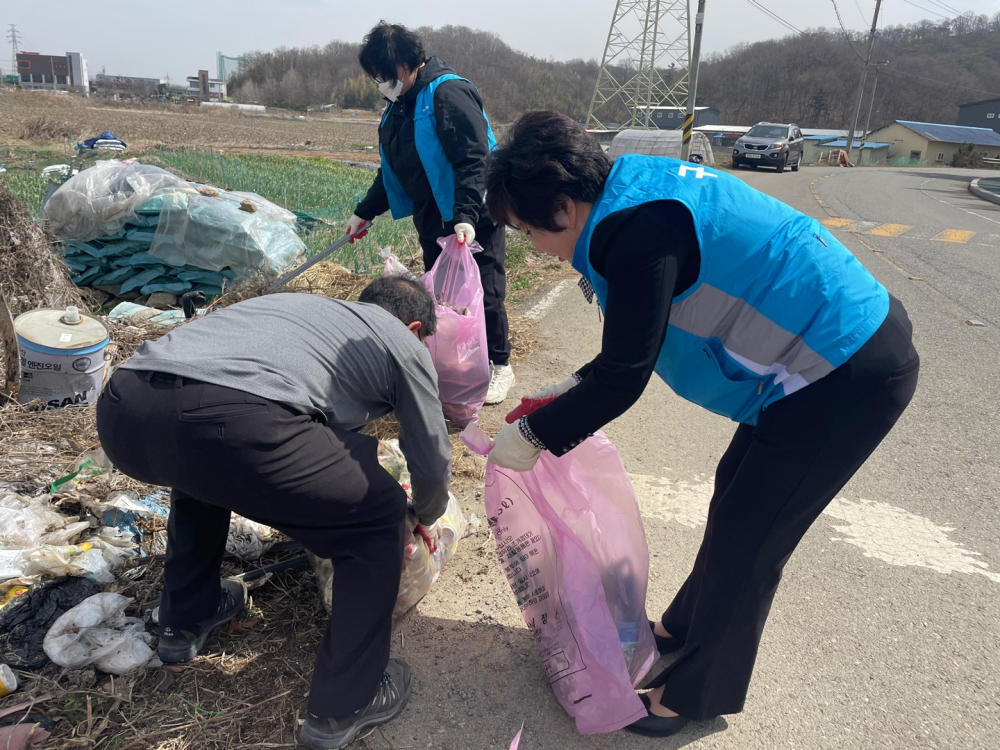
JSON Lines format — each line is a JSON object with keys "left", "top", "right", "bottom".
{"left": 527, "top": 200, "right": 701, "bottom": 456}
{"left": 355, "top": 57, "right": 493, "bottom": 240}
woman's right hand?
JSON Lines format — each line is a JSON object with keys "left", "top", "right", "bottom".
{"left": 345, "top": 214, "right": 370, "bottom": 243}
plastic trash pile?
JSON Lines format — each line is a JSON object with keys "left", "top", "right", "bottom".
{"left": 39, "top": 161, "right": 306, "bottom": 301}
{"left": 311, "top": 439, "right": 469, "bottom": 618}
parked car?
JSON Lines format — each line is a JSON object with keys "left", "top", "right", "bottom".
{"left": 732, "top": 123, "right": 804, "bottom": 173}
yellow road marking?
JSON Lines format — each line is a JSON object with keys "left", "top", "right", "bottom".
{"left": 868, "top": 223, "right": 912, "bottom": 237}
{"left": 932, "top": 229, "right": 976, "bottom": 243}
{"left": 822, "top": 218, "right": 852, "bottom": 228}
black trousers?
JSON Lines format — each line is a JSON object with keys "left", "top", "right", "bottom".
{"left": 420, "top": 216, "right": 510, "bottom": 366}
{"left": 650, "top": 295, "right": 920, "bottom": 720}
{"left": 95, "top": 369, "right": 406, "bottom": 719}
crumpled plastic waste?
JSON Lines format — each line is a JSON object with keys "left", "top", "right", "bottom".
{"left": 312, "top": 440, "right": 467, "bottom": 617}
{"left": 0, "top": 577, "right": 102, "bottom": 669}
{"left": 394, "top": 494, "right": 467, "bottom": 617}
{"left": 380, "top": 247, "right": 416, "bottom": 281}
{"left": 0, "top": 492, "right": 90, "bottom": 551}
{"left": 43, "top": 592, "right": 160, "bottom": 674}
{"left": 226, "top": 516, "right": 277, "bottom": 561}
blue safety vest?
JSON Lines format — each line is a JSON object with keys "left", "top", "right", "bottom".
{"left": 379, "top": 74, "right": 497, "bottom": 223}
{"left": 573, "top": 155, "right": 889, "bottom": 425}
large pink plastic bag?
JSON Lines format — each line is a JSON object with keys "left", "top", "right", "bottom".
{"left": 462, "top": 424, "right": 657, "bottom": 734}
{"left": 421, "top": 236, "right": 490, "bottom": 426}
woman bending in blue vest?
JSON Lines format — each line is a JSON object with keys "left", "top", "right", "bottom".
{"left": 346, "top": 22, "right": 516, "bottom": 405}
{"left": 485, "top": 111, "right": 920, "bottom": 737}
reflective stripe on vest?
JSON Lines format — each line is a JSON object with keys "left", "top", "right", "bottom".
{"left": 572, "top": 155, "right": 889, "bottom": 425}
{"left": 379, "top": 74, "right": 497, "bottom": 222}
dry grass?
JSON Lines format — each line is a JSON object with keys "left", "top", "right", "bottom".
{"left": 0, "top": 181, "right": 82, "bottom": 317}
{"left": 17, "top": 115, "right": 75, "bottom": 141}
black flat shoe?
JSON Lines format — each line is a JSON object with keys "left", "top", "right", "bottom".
{"left": 625, "top": 694, "right": 691, "bottom": 738}
{"left": 649, "top": 620, "right": 683, "bottom": 655}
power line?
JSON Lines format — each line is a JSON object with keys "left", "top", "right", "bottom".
{"left": 741, "top": 0, "right": 805, "bottom": 36}
{"left": 925, "top": 0, "right": 962, "bottom": 15}
{"left": 830, "top": 0, "right": 868, "bottom": 61}
{"left": 854, "top": 0, "right": 869, "bottom": 26}
{"left": 901, "top": 0, "right": 952, "bottom": 21}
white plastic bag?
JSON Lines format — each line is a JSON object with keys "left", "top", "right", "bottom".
{"left": 43, "top": 593, "right": 160, "bottom": 674}
{"left": 226, "top": 515, "right": 277, "bottom": 560}
{"left": 0, "top": 493, "right": 88, "bottom": 549}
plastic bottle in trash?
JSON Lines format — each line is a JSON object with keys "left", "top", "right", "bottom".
{"left": 0, "top": 663, "right": 18, "bottom": 697}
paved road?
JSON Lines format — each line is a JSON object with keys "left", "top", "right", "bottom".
{"left": 381, "top": 166, "right": 1000, "bottom": 750}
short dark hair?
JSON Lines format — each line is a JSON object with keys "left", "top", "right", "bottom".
{"left": 358, "top": 21, "right": 426, "bottom": 82}
{"left": 359, "top": 276, "right": 437, "bottom": 339}
{"left": 486, "top": 111, "right": 612, "bottom": 232}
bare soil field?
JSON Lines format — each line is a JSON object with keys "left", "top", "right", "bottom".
{"left": 0, "top": 91, "right": 382, "bottom": 154}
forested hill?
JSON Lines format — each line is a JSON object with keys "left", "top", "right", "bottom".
{"left": 228, "top": 13, "right": 1000, "bottom": 127}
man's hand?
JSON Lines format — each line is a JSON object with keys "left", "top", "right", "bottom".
{"left": 415, "top": 524, "right": 441, "bottom": 554}
{"left": 454, "top": 222, "right": 476, "bottom": 246}
{"left": 489, "top": 421, "right": 542, "bottom": 472}
{"left": 345, "top": 214, "right": 370, "bottom": 244}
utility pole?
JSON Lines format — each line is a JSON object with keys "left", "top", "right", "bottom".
{"left": 845, "top": 0, "right": 884, "bottom": 165}
{"left": 682, "top": 0, "right": 707, "bottom": 160}
{"left": 860, "top": 60, "right": 889, "bottom": 151}
{"left": 7, "top": 24, "right": 22, "bottom": 82}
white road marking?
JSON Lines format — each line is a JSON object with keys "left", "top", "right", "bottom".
{"left": 824, "top": 497, "right": 1000, "bottom": 583}
{"left": 919, "top": 178, "right": 1000, "bottom": 228}
{"left": 631, "top": 473, "right": 713, "bottom": 529}
{"left": 524, "top": 279, "right": 573, "bottom": 321}
{"left": 631, "top": 474, "right": 1000, "bottom": 584}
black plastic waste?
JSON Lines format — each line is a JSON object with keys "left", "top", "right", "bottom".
{"left": 0, "top": 577, "right": 102, "bottom": 669}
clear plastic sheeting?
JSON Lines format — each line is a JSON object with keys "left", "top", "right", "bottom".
{"left": 39, "top": 161, "right": 195, "bottom": 243}
{"left": 149, "top": 189, "right": 305, "bottom": 276}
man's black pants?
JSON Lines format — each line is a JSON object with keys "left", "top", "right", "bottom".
{"left": 96, "top": 369, "right": 406, "bottom": 719}
{"left": 650, "top": 295, "right": 920, "bottom": 720}
{"left": 421, "top": 216, "right": 510, "bottom": 366}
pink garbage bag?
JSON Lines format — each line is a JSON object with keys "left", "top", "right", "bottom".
{"left": 462, "top": 424, "right": 657, "bottom": 735}
{"left": 421, "top": 236, "right": 490, "bottom": 426}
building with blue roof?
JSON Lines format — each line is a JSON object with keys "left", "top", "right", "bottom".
{"left": 868, "top": 120, "right": 1000, "bottom": 165}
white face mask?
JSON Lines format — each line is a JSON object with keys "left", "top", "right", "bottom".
{"left": 378, "top": 79, "right": 403, "bottom": 102}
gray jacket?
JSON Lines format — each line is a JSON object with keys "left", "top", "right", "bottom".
{"left": 121, "top": 293, "right": 452, "bottom": 523}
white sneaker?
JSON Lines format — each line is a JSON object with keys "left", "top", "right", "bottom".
{"left": 485, "top": 364, "right": 515, "bottom": 405}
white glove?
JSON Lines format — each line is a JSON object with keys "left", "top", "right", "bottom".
{"left": 345, "top": 214, "right": 369, "bottom": 242}
{"left": 528, "top": 376, "right": 580, "bottom": 401}
{"left": 489, "top": 421, "right": 542, "bottom": 472}
{"left": 454, "top": 222, "right": 476, "bottom": 245}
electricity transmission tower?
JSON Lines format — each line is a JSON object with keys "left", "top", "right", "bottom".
{"left": 586, "top": 0, "right": 691, "bottom": 131}
{"left": 7, "top": 24, "right": 22, "bottom": 81}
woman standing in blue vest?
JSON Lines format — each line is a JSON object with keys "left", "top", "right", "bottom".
{"left": 346, "top": 22, "right": 516, "bottom": 405}
{"left": 485, "top": 112, "right": 920, "bottom": 737}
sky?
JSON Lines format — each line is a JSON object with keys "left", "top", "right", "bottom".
{"left": 4, "top": 0, "right": 999, "bottom": 81}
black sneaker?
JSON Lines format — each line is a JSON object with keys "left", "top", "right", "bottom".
{"left": 300, "top": 659, "right": 413, "bottom": 750}
{"left": 157, "top": 578, "right": 247, "bottom": 664}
